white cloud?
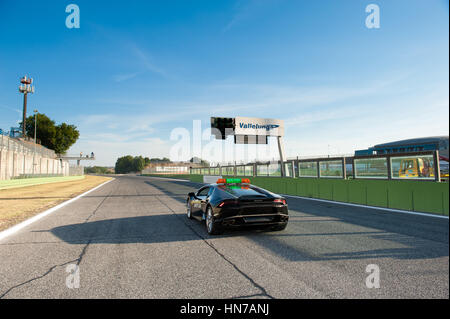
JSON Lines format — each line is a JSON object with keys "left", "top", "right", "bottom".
{"left": 113, "top": 72, "right": 141, "bottom": 82}
{"left": 130, "top": 44, "right": 169, "bottom": 78}
{"left": 284, "top": 95, "right": 449, "bottom": 158}
{"left": 224, "top": 0, "right": 279, "bottom": 32}
{"left": 0, "top": 104, "right": 22, "bottom": 115}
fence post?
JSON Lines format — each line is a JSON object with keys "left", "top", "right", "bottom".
{"left": 434, "top": 150, "right": 441, "bottom": 182}
{"left": 292, "top": 160, "right": 296, "bottom": 178}
{"left": 316, "top": 160, "right": 320, "bottom": 178}
{"left": 342, "top": 157, "right": 347, "bottom": 179}
{"left": 387, "top": 155, "right": 392, "bottom": 180}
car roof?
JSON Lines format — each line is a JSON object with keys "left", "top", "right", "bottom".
{"left": 204, "top": 183, "right": 253, "bottom": 191}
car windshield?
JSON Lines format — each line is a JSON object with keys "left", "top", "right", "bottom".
{"left": 220, "top": 185, "right": 268, "bottom": 197}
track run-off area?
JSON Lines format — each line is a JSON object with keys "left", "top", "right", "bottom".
{"left": 0, "top": 175, "right": 448, "bottom": 298}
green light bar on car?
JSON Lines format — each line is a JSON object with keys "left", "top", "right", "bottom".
{"left": 216, "top": 178, "right": 251, "bottom": 184}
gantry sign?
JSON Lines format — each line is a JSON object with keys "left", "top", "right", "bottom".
{"left": 211, "top": 116, "right": 287, "bottom": 176}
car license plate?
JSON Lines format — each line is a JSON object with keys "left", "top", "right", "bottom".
{"left": 243, "top": 216, "right": 273, "bottom": 223}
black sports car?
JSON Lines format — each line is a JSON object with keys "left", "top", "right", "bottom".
{"left": 186, "top": 178, "right": 289, "bottom": 234}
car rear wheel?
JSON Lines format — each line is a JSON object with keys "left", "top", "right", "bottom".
{"left": 206, "top": 206, "right": 221, "bottom": 235}
{"left": 186, "top": 200, "right": 193, "bottom": 219}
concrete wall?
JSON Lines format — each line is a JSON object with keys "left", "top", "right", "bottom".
{"left": 69, "top": 166, "right": 84, "bottom": 176}
{"left": 0, "top": 149, "right": 70, "bottom": 180}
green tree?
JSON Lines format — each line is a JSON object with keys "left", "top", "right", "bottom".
{"left": 115, "top": 155, "right": 134, "bottom": 174}
{"left": 22, "top": 113, "right": 79, "bottom": 154}
{"left": 115, "top": 156, "right": 169, "bottom": 174}
{"left": 53, "top": 123, "right": 80, "bottom": 154}
{"left": 190, "top": 157, "right": 209, "bottom": 166}
{"left": 132, "top": 156, "right": 145, "bottom": 172}
{"left": 85, "top": 166, "right": 111, "bottom": 174}
{"left": 24, "top": 113, "right": 56, "bottom": 149}
{"left": 149, "top": 157, "right": 171, "bottom": 163}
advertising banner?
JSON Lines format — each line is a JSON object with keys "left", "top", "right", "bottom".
{"left": 234, "top": 117, "right": 284, "bottom": 137}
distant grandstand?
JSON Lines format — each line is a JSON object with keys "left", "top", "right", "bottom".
{"left": 141, "top": 161, "right": 203, "bottom": 175}
{"left": 355, "top": 136, "right": 449, "bottom": 161}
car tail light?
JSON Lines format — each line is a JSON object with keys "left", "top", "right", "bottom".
{"left": 218, "top": 199, "right": 237, "bottom": 208}
{"left": 273, "top": 199, "right": 286, "bottom": 205}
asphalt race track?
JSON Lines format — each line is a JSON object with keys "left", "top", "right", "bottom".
{"left": 0, "top": 175, "right": 448, "bottom": 298}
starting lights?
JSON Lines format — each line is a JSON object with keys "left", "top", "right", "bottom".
{"left": 216, "top": 178, "right": 251, "bottom": 184}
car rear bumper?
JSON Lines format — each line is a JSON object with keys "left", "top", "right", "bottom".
{"left": 217, "top": 213, "right": 289, "bottom": 227}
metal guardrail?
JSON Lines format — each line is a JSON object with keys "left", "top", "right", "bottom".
{"left": 0, "top": 135, "right": 56, "bottom": 158}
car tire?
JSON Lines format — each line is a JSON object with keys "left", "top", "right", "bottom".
{"left": 206, "top": 206, "right": 221, "bottom": 235}
{"left": 272, "top": 223, "right": 287, "bottom": 231}
{"left": 186, "top": 200, "right": 193, "bottom": 219}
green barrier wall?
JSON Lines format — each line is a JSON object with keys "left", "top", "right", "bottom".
{"left": 189, "top": 175, "right": 449, "bottom": 216}
{"left": 189, "top": 174, "right": 204, "bottom": 183}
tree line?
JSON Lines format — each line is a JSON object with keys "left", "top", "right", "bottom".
{"left": 84, "top": 166, "right": 113, "bottom": 174}
{"left": 114, "top": 156, "right": 172, "bottom": 174}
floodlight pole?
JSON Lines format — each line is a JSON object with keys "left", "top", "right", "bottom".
{"left": 19, "top": 76, "right": 35, "bottom": 139}
{"left": 33, "top": 110, "right": 38, "bottom": 175}
{"left": 34, "top": 110, "right": 38, "bottom": 145}
{"left": 22, "top": 93, "right": 27, "bottom": 137}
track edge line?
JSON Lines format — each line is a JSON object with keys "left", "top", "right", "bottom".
{"left": 0, "top": 178, "right": 115, "bottom": 242}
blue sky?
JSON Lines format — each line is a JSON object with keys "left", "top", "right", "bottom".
{"left": 0, "top": 0, "right": 448, "bottom": 166}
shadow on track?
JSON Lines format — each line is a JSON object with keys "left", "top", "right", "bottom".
{"left": 46, "top": 177, "right": 449, "bottom": 262}
{"left": 142, "top": 178, "right": 449, "bottom": 261}
{"left": 48, "top": 214, "right": 203, "bottom": 245}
